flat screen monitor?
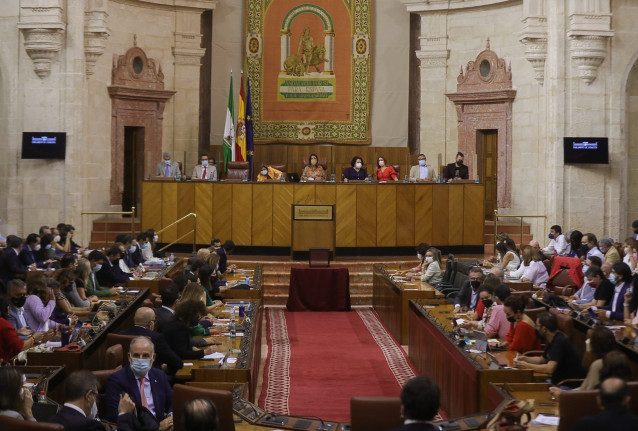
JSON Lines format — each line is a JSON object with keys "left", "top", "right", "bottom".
{"left": 21, "top": 132, "right": 66, "bottom": 159}
{"left": 563, "top": 137, "right": 608, "bottom": 164}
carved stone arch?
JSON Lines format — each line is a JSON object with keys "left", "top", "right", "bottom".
{"left": 108, "top": 43, "right": 175, "bottom": 205}
{"left": 446, "top": 41, "right": 516, "bottom": 208}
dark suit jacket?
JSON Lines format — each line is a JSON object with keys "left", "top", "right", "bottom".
{"left": 154, "top": 306, "right": 174, "bottom": 333}
{"left": 454, "top": 280, "right": 478, "bottom": 310}
{"left": 389, "top": 423, "right": 438, "bottom": 431}
{"left": 443, "top": 162, "right": 469, "bottom": 180}
{"left": 216, "top": 247, "right": 228, "bottom": 274}
{"left": 600, "top": 282, "right": 629, "bottom": 321}
{"left": 122, "top": 251, "right": 136, "bottom": 269}
{"left": 105, "top": 366, "right": 172, "bottom": 423}
{"left": 0, "top": 248, "right": 29, "bottom": 282}
{"left": 18, "top": 245, "right": 45, "bottom": 268}
{"left": 96, "top": 258, "right": 130, "bottom": 287}
{"left": 49, "top": 405, "right": 134, "bottom": 431}
{"left": 131, "top": 248, "right": 144, "bottom": 266}
{"left": 572, "top": 405, "right": 638, "bottom": 431}
{"left": 162, "top": 320, "right": 206, "bottom": 360}
{"left": 118, "top": 325, "right": 183, "bottom": 374}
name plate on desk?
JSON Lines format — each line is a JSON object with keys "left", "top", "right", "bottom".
{"left": 293, "top": 205, "right": 334, "bottom": 221}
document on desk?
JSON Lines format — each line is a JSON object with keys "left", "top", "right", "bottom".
{"left": 221, "top": 332, "right": 244, "bottom": 337}
{"left": 203, "top": 352, "right": 226, "bottom": 360}
{"left": 532, "top": 415, "right": 559, "bottom": 426}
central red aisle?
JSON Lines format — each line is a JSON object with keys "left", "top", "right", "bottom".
{"left": 259, "top": 308, "right": 416, "bottom": 422}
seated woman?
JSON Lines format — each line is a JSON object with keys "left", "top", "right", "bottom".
{"left": 570, "top": 266, "right": 614, "bottom": 310}
{"left": 622, "top": 275, "right": 638, "bottom": 327}
{"left": 549, "top": 325, "right": 617, "bottom": 399}
{"left": 503, "top": 295, "right": 541, "bottom": 353}
{"left": 0, "top": 296, "right": 47, "bottom": 362}
{"left": 180, "top": 283, "right": 221, "bottom": 334}
{"left": 301, "top": 153, "right": 326, "bottom": 182}
{"left": 485, "top": 284, "right": 513, "bottom": 343}
{"left": 509, "top": 245, "right": 533, "bottom": 279}
{"left": 35, "top": 234, "right": 59, "bottom": 264}
{"left": 0, "top": 367, "right": 35, "bottom": 421}
{"left": 402, "top": 242, "right": 430, "bottom": 276}
{"left": 74, "top": 259, "right": 98, "bottom": 304}
{"left": 23, "top": 274, "right": 58, "bottom": 332}
{"left": 257, "top": 163, "right": 284, "bottom": 181}
{"left": 162, "top": 300, "right": 216, "bottom": 360}
{"left": 418, "top": 247, "right": 442, "bottom": 285}
{"left": 485, "top": 240, "right": 520, "bottom": 273}
{"left": 622, "top": 237, "right": 637, "bottom": 273}
{"left": 375, "top": 156, "right": 398, "bottom": 182}
{"left": 520, "top": 248, "right": 549, "bottom": 287}
{"left": 199, "top": 264, "right": 227, "bottom": 312}
{"left": 343, "top": 156, "right": 367, "bottom": 181}
{"left": 54, "top": 268, "right": 90, "bottom": 308}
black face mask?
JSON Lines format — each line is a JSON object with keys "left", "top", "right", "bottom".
{"left": 457, "top": 160, "right": 464, "bottom": 166}
{"left": 580, "top": 244, "right": 589, "bottom": 255}
{"left": 535, "top": 329, "right": 545, "bottom": 341}
{"left": 11, "top": 296, "right": 26, "bottom": 308}
{"left": 482, "top": 299, "right": 493, "bottom": 308}
{"left": 506, "top": 316, "right": 516, "bottom": 323}
{"left": 470, "top": 280, "right": 481, "bottom": 290}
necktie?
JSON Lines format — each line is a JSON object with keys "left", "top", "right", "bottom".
{"left": 29, "top": 247, "right": 35, "bottom": 264}
{"left": 202, "top": 167, "right": 207, "bottom": 179}
{"left": 165, "top": 164, "right": 170, "bottom": 177}
{"left": 139, "top": 377, "right": 149, "bottom": 408}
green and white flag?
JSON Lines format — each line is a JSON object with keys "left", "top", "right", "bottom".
{"left": 223, "top": 73, "right": 235, "bottom": 172}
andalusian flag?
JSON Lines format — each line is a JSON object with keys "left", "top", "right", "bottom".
{"left": 235, "top": 72, "right": 247, "bottom": 162}
{"left": 246, "top": 74, "right": 254, "bottom": 180}
{"left": 222, "top": 73, "right": 235, "bottom": 171}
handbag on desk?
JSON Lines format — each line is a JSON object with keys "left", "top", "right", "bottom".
{"left": 485, "top": 399, "right": 534, "bottom": 431}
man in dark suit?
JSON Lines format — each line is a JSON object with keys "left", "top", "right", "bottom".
{"left": 49, "top": 370, "right": 135, "bottom": 431}
{"left": 442, "top": 151, "right": 469, "bottom": 181}
{"left": 155, "top": 284, "right": 179, "bottom": 332}
{"left": 453, "top": 267, "right": 484, "bottom": 313}
{"left": 0, "top": 235, "right": 34, "bottom": 283}
{"left": 105, "top": 336, "right": 174, "bottom": 429}
{"left": 97, "top": 245, "right": 133, "bottom": 287}
{"left": 119, "top": 307, "right": 183, "bottom": 375}
{"left": 572, "top": 377, "right": 638, "bottom": 431}
{"left": 18, "top": 233, "right": 50, "bottom": 268}
{"left": 216, "top": 240, "right": 236, "bottom": 275}
{"left": 390, "top": 376, "right": 440, "bottom": 431}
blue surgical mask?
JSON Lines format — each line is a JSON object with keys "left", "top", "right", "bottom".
{"left": 130, "top": 358, "right": 152, "bottom": 378}
{"left": 142, "top": 242, "right": 150, "bottom": 249}
{"left": 418, "top": 159, "right": 426, "bottom": 166}
{"left": 548, "top": 233, "right": 555, "bottom": 240}
{"left": 582, "top": 264, "right": 589, "bottom": 274}
{"left": 93, "top": 264, "right": 102, "bottom": 272}
{"left": 608, "top": 274, "right": 616, "bottom": 284}
{"left": 202, "top": 160, "right": 208, "bottom": 167}
{"left": 129, "top": 245, "right": 137, "bottom": 253}
{"left": 45, "top": 244, "right": 52, "bottom": 250}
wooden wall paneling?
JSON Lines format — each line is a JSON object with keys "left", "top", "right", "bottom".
{"left": 272, "top": 184, "right": 293, "bottom": 246}
{"left": 251, "top": 184, "right": 273, "bottom": 246}
{"left": 160, "top": 183, "right": 178, "bottom": 243}
{"left": 335, "top": 185, "right": 356, "bottom": 247}
{"left": 376, "top": 185, "right": 397, "bottom": 246}
{"left": 211, "top": 183, "right": 232, "bottom": 243}
{"left": 356, "top": 185, "right": 377, "bottom": 247}
{"left": 231, "top": 184, "right": 253, "bottom": 245}
{"left": 315, "top": 183, "right": 336, "bottom": 205}
{"left": 464, "top": 185, "right": 485, "bottom": 245}
{"left": 293, "top": 183, "right": 316, "bottom": 204}
{"left": 254, "top": 144, "right": 288, "bottom": 179}
{"left": 176, "top": 183, "right": 195, "bottom": 241}
{"left": 194, "top": 183, "right": 213, "bottom": 244}
{"left": 396, "top": 185, "right": 415, "bottom": 246}
{"left": 414, "top": 185, "right": 433, "bottom": 245}
{"left": 141, "top": 182, "right": 162, "bottom": 233}
{"left": 448, "top": 185, "right": 464, "bottom": 245}
{"left": 432, "top": 186, "right": 450, "bottom": 246}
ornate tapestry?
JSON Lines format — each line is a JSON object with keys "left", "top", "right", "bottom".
{"left": 245, "top": 0, "right": 372, "bottom": 144}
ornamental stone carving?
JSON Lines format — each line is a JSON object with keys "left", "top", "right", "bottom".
{"left": 17, "top": 0, "right": 66, "bottom": 79}
{"left": 519, "top": 0, "right": 547, "bottom": 85}
{"left": 173, "top": 32, "right": 206, "bottom": 66}
{"left": 84, "top": 0, "right": 110, "bottom": 76}
{"left": 416, "top": 35, "right": 449, "bottom": 70}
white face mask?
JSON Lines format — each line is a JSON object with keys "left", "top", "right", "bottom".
{"left": 153, "top": 235, "right": 159, "bottom": 242}
{"left": 142, "top": 242, "right": 150, "bottom": 249}
{"left": 417, "top": 253, "right": 423, "bottom": 260}
{"left": 355, "top": 162, "right": 362, "bottom": 169}
{"left": 261, "top": 169, "right": 268, "bottom": 176}
{"left": 425, "top": 256, "right": 434, "bottom": 263}
{"left": 418, "top": 159, "right": 426, "bottom": 166}
{"left": 54, "top": 235, "right": 61, "bottom": 243}
{"left": 89, "top": 400, "right": 98, "bottom": 419}
{"left": 378, "top": 160, "right": 385, "bottom": 167}
{"left": 34, "top": 244, "right": 41, "bottom": 251}
{"left": 202, "top": 160, "right": 209, "bottom": 167}
{"left": 164, "top": 160, "right": 171, "bottom": 165}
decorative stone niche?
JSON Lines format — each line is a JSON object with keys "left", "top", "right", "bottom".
{"left": 84, "top": 0, "right": 110, "bottom": 76}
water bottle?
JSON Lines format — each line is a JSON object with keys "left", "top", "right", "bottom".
{"left": 242, "top": 173, "right": 248, "bottom": 182}
{"left": 229, "top": 307, "right": 236, "bottom": 339}
{"left": 404, "top": 174, "right": 409, "bottom": 183}
{"left": 38, "top": 391, "right": 46, "bottom": 403}
{"left": 280, "top": 174, "right": 285, "bottom": 182}
{"left": 169, "top": 253, "right": 174, "bottom": 263}
{"left": 475, "top": 174, "right": 480, "bottom": 184}
{"left": 174, "top": 172, "right": 180, "bottom": 182}
{"left": 61, "top": 326, "right": 70, "bottom": 347}
{"left": 244, "top": 275, "right": 250, "bottom": 285}
{"left": 330, "top": 173, "right": 335, "bottom": 182}
{"left": 239, "top": 301, "right": 245, "bottom": 318}
{"left": 436, "top": 174, "right": 440, "bottom": 183}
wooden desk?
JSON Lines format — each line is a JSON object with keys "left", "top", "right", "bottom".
{"left": 175, "top": 300, "right": 263, "bottom": 402}
{"left": 222, "top": 265, "right": 263, "bottom": 301}
{"left": 505, "top": 279, "right": 533, "bottom": 291}
{"left": 141, "top": 181, "right": 485, "bottom": 248}
{"left": 372, "top": 265, "right": 445, "bottom": 344}
{"left": 127, "top": 258, "right": 187, "bottom": 295}
{"left": 26, "top": 290, "right": 149, "bottom": 372}
{"left": 408, "top": 302, "right": 534, "bottom": 418}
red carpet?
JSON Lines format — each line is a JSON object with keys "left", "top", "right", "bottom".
{"left": 258, "top": 308, "right": 417, "bottom": 422}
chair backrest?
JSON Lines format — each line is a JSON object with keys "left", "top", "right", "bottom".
{"left": 350, "top": 396, "right": 403, "bottom": 431}
{"left": 558, "top": 382, "right": 638, "bottom": 431}
{"left": 452, "top": 270, "right": 468, "bottom": 291}
{"left": 105, "top": 333, "right": 136, "bottom": 365}
{"left": 225, "top": 161, "right": 249, "bottom": 180}
{"left": 92, "top": 368, "right": 120, "bottom": 418}
{"left": 553, "top": 285, "right": 575, "bottom": 297}
{"left": 105, "top": 343, "right": 124, "bottom": 369}
{"left": 523, "top": 306, "right": 547, "bottom": 324}
{"left": 549, "top": 307, "right": 574, "bottom": 340}
{"left": 302, "top": 157, "right": 328, "bottom": 171}
{"left": 441, "top": 258, "right": 456, "bottom": 284}
{"left": 172, "top": 384, "right": 235, "bottom": 431}
{"left": 0, "top": 415, "right": 64, "bottom": 431}
{"left": 392, "top": 164, "right": 400, "bottom": 174}
{"left": 269, "top": 163, "right": 287, "bottom": 173}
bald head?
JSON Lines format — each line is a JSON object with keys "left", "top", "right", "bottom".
{"left": 601, "top": 262, "right": 612, "bottom": 278}
{"left": 599, "top": 377, "right": 630, "bottom": 408}
{"left": 529, "top": 239, "right": 540, "bottom": 249}
{"left": 490, "top": 267, "right": 504, "bottom": 281}
{"left": 134, "top": 307, "right": 156, "bottom": 328}
{"left": 196, "top": 248, "right": 211, "bottom": 261}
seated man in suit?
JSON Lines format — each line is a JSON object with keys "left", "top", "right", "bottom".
{"left": 0, "top": 235, "right": 35, "bottom": 283}
{"left": 18, "top": 233, "right": 51, "bottom": 268}
{"left": 49, "top": 370, "right": 135, "bottom": 431}
{"left": 183, "top": 398, "right": 218, "bottom": 431}
{"left": 390, "top": 376, "right": 440, "bottom": 431}
{"left": 573, "top": 377, "right": 638, "bottom": 430}
{"left": 155, "top": 284, "right": 179, "bottom": 332}
{"left": 156, "top": 151, "right": 180, "bottom": 178}
{"left": 119, "top": 307, "right": 183, "bottom": 375}
{"left": 105, "top": 336, "right": 174, "bottom": 430}
{"left": 453, "top": 267, "right": 484, "bottom": 314}
{"left": 409, "top": 153, "right": 430, "bottom": 183}
{"left": 442, "top": 151, "right": 469, "bottom": 181}
{"left": 97, "top": 245, "right": 134, "bottom": 287}
{"left": 192, "top": 153, "right": 217, "bottom": 180}
{"left": 86, "top": 250, "right": 118, "bottom": 297}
